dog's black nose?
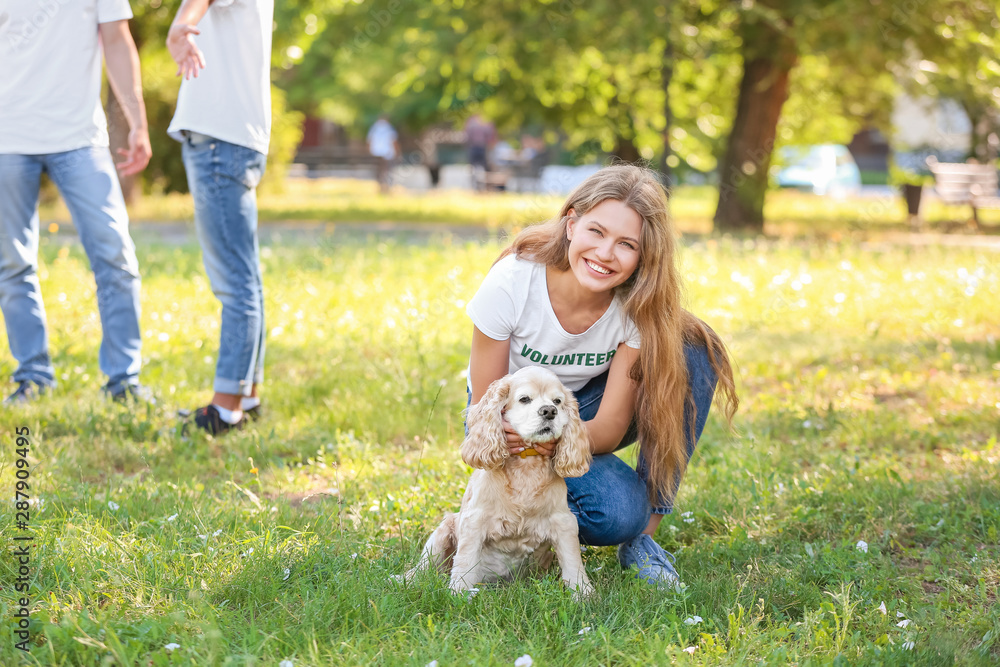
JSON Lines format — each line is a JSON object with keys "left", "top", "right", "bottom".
{"left": 538, "top": 405, "right": 557, "bottom": 421}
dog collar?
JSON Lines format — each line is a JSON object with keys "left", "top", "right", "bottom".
{"left": 517, "top": 448, "right": 541, "bottom": 458}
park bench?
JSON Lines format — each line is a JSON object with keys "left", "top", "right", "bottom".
{"left": 294, "top": 146, "right": 383, "bottom": 178}
{"left": 925, "top": 156, "right": 1000, "bottom": 231}
{"left": 472, "top": 167, "right": 510, "bottom": 192}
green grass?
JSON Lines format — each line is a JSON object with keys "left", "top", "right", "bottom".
{"left": 0, "top": 233, "right": 998, "bottom": 665}
{"left": 37, "top": 178, "right": 1000, "bottom": 235}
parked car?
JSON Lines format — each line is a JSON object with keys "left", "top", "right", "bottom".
{"left": 773, "top": 144, "right": 862, "bottom": 196}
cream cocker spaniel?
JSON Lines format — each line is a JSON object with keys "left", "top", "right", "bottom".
{"left": 398, "top": 366, "right": 593, "bottom": 598}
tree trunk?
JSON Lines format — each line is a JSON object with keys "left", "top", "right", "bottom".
{"left": 612, "top": 136, "right": 641, "bottom": 163}
{"left": 714, "top": 49, "right": 795, "bottom": 233}
{"left": 658, "top": 39, "right": 674, "bottom": 188}
{"left": 106, "top": 87, "right": 139, "bottom": 205}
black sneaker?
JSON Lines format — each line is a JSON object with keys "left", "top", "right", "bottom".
{"left": 188, "top": 405, "right": 245, "bottom": 436}
{"left": 105, "top": 382, "right": 156, "bottom": 406}
{"left": 3, "top": 380, "right": 47, "bottom": 405}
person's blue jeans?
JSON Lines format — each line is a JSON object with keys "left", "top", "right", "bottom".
{"left": 567, "top": 343, "right": 718, "bottom": 546}
{"left": 181, "top": 133, "right": 266, "bottom": 396}
{"left": 0, "top": 147, "right": 142, "bottom": 390}
{"left": 465, "top": 343, "right": 718, "bottom": 547}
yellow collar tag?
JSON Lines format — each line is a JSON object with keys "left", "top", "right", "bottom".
{"left": 517, "top": 448, "right": 541, "bottom": 458}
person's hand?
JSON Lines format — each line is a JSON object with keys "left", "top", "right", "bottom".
{"left": 166, "top": 23, "right": 206, "bottom": 79}
{"left": 116, "top": 127, "right": 151, "bottom": 175}
{"left": 503, "top": 415, "right": 556, "bottom": 457}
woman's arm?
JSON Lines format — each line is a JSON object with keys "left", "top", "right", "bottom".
{"left": 469, "top": 326, "right": 538, "bottom": 454}
{"left": 469, "top": 326, "right": 511, "bottom": 405}
{"left": 586, "top": 342, "right": 639, "bottom": 454}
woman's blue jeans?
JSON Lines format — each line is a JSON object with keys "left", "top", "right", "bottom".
{"left": 465, "top": 343, "right": 718, "bottom": 547}
{"left": 181, "top": 133, "right": 266, "bottom": 396}
{"left": 568, "top": 343, "right": 718, "bottom": 545}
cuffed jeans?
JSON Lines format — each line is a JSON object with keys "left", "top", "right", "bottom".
{"left": 181, "top": 133, "right": 266, "bottom": 396}
{"left": 0, "top": 147, "right": 142, "bottom": 390}
{"left": 465, "top": 343, "right": 719, "bottom": 547}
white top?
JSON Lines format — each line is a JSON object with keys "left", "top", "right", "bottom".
{"left": 466, "top": 254, "right": 641, "bottom": 391}
{"left": 0, "top": 0, "right": 133, "bottom": 154}
{"left": 367, "top": 119, "right": 398, "bottom": 159}
{"left": 167, "top": 0, "right": 274, "bottom": 154}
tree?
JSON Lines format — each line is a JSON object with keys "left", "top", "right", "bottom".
{"left": 713, "top": 0, "right": 998, "bottom": 232}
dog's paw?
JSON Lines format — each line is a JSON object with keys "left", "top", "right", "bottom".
{"left": 448, "top": 584, "right": 480, "bottom": 600}
{"left": 571, "top": 581, "right": 595, "bottom": 602}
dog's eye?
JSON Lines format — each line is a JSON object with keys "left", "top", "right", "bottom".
{"left": 553, "top": 398, "right": 562, "bottom": 405}
{"left": 518, "top": 395, "right": 532, "bottom": 404}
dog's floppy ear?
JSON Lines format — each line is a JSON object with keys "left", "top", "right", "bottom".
{"left": 462, "top": 375, "right": 512, "bottom": 470}
{"left": 553, "top": 392, "right": 592, "bottom": 478}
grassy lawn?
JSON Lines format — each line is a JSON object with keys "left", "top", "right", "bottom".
{"left": 0, "top": 232, "right": 997, "bottom": 665}
{"left": 36, "top": 178, "right": 1000, "bottom": 236}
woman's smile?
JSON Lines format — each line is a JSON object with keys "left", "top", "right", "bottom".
{"left": 566, "top": 199, "right": 642, "bottom": 293}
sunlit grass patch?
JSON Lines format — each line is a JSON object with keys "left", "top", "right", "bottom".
{"left": 0, "top": 234, "right": 996, "bottom": 665}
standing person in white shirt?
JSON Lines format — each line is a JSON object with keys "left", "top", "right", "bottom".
{"left": 166, "top": 0, "right": 274, "bottom": 435}
{"left": 367, "top": 115, "right": 400, "bottom": 194}
{"left": 0, "top": 0, "right": 151, "bottom": 405}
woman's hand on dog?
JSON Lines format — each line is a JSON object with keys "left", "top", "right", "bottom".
{"left": 502, "top": 417, "right": 556, "bottom": 457}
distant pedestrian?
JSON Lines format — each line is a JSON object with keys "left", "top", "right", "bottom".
{"left": 0, "top": 0, "right": 152, "bottom": 404}
{"left": 367, "top": 115, "right": 400, "bottom": 194}
{"left": 166, "top": 0, "right": 273, "bottom": 435}
{"left": 464, "top": 113, "right": 496, "bottom": 189}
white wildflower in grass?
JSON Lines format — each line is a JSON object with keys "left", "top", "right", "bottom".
{"left": 213, "top": 529, "right": 223, "bottom": 537}
{"left": 242, "top": 548, "right": 254, "bottom": 557}
{"left": 280, "top": 661, "right": 294, "bottom": 667}
{"left": 164, "top": 643, "right": 180, "bottom": 652}
{"left": 805, "top": 544, "right": 815, "bottom": 558}
{"left": 684, "top": 616, "right": 703, "bottom": 625}
{"left": 935, "top": 519, "right": 945, "bottom": 528}
{"left": 897, "top": 611, "right": 906, "bottom": 618}
{"left": 878, "top": 601, "right": 887, "bottom": 614}
{"left": 856, "top": 540, "right": 868, "bottom": 553}
{"left": 167, "top": 513, "right": 178, "bottom": 522}
{"left": 108, "top": 501, "right": 120, "bottom": 511}
{"left": 350, "top": 553, "right": 358, "bottom": 560}
{"left": 683, "top": 646, "right": 697, "bottom": 654}
{"left": 198, "top": 534, "right": 207, "bottom": 540}
{"left": 902, "top": 641, "right": 915, "bottom": 650}
{"left": 681, "top": 511, "right": 695, "bottom": 524}
{"left": 514, "top": 654, "right": 533, "bottom": 667}
{"left": 283, "top": 568, "right": 291, "bottom": 581}
{"left": 897, "top": 619, "right": 912, "bottom": 628}
{"left": 426, "top": 661, "right": 438, "bottom": 667}
{"left": 803, "top": 420, "right": 813, "bottom": 428}
{"left": 578, "top": 627, "right": 592, "bottom": 635}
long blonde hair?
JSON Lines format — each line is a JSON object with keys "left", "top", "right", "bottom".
{"left": 500, "top": 164, "right": 738, "bottom": 504}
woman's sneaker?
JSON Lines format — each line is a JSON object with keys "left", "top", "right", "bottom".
{"left": 617, "top": 533, "right": 680, "bottom": 589}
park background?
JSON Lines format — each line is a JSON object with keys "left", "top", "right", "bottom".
{"left": 3, "top": 0, "right": 1000, "bottom": 665}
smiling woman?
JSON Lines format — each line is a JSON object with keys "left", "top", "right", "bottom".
{"left": 464, "top": 164, "right": 739, "bottom": 590}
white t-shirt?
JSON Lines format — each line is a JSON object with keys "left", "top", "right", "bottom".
{"left": 366, "top": 119, "right": 398, "bottom": 159}
{"left": 466, "top": 254, "right": 641, "bottom": 391}
{"left": 0, "top": 0, "right": 133, "bottom": 154}
{"left": 167, "top": 0, "right": 274, "bottom": 155}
